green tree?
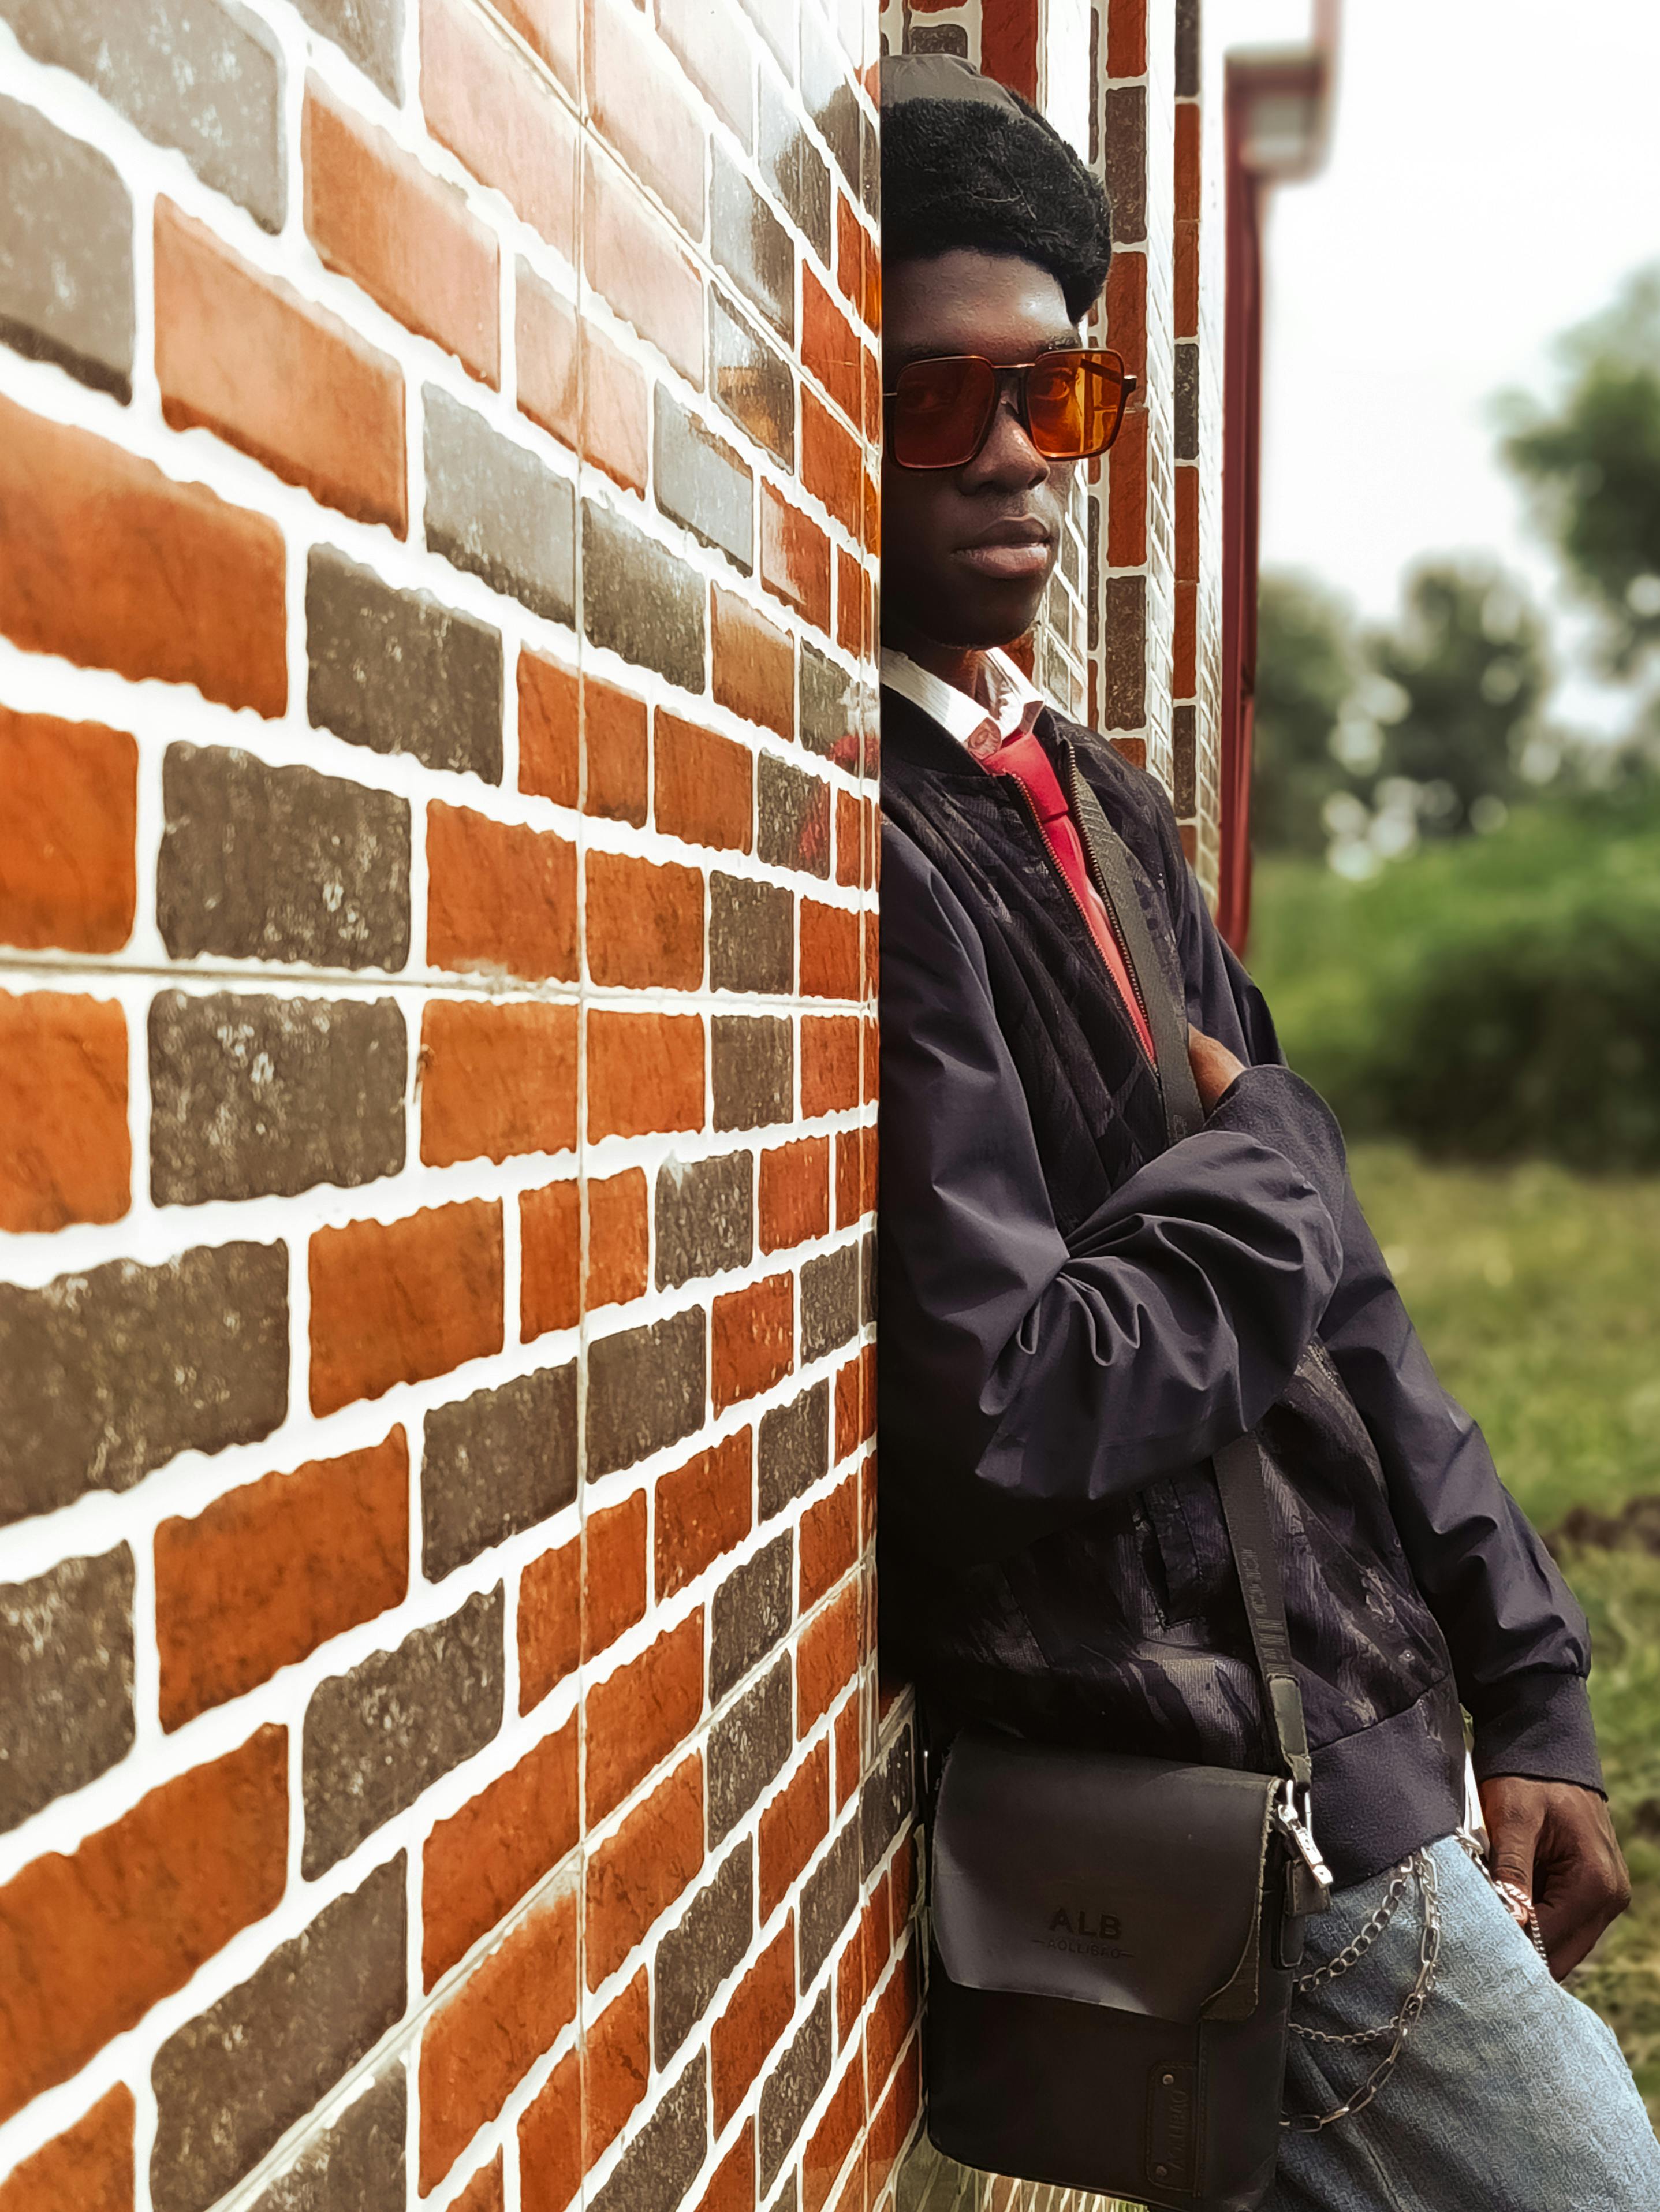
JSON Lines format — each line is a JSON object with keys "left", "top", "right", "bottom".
{"left": 1251, "top": 571, "right": 1359, "bottom": 854}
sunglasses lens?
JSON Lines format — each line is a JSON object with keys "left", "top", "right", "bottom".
{"left": 1027, "top": 351, "right": 1128, "bottom": 459}
{"left": 891, "top": 355, "right": 998, "bottom": 468}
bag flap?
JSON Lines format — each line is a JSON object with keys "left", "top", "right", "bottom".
{"left": 931, "top": 1730, "right": 1278, "bottom": 2023}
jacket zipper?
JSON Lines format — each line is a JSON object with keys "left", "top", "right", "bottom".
{"left": 1004, "top": 771, "right": 1157, "bottom": 1070}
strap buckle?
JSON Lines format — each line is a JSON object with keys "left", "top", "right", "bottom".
{"left": 1274, "top": 1778, "right": 1334, "bottom": 1902}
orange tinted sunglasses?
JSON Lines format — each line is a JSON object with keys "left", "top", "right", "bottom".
{"left": 885, "top": 348, "right": 1136, "bottom": 470}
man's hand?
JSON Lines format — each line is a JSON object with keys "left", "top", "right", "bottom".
{"left": 1479, "top": 1775, "right": 1631, "bottom": 1979}
{"left": 1187, "top": 1025, "right": 1248, "bottom": 1113}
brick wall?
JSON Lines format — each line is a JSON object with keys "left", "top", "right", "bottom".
{"left": 0, "top": 1, "right": 906, "bottom": 2209}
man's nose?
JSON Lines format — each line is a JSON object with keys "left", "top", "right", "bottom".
{"left": 959, "top": 392, "right": 1049, "bottom": 491}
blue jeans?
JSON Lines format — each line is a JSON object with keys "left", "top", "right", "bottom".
{"left": 1263, "top": 1835, "right": 1660, "bottom": 2211}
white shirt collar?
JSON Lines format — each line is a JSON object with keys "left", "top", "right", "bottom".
{"left": 880, "top": 645, "right": 1046, "bottom": 760}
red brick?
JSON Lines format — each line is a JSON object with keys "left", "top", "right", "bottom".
{"left": 0, "top": 2084, "right": 133, "bottom": 2212}
{"left": 890, "top": 1833, "right": 918, "bottom": 1941}
{"left": 428, "top": 803, "right": 578, "bottom": 982}
{"left": 835, "top": 1928, "right": 864, "bottom": 2050}
{"left": 797, "top": 1585, "right": 859, "bottom": 1733}
{"left": 863, "top": 912, "right": 878, "bottom": 1002}
{"left": 454, "top": 2157, "right": 505, "bottom": 2212}
{"left": 423, "top": 0, "right": 579, "bottom": 258}
{"left": 861, "top": 225, "right": 881, "bottom": 339}
{"left": 423, "top": 1722, "right": 580, "bottom": 1988}
{"left": 584, "top": 1491, "right": 648, "bottom": 1661}
{"left": 835, "top": 546, "right": 861, "bottom": 658}
{"left": 587, "top": 850, "right": 705, "bottom": 989}
{"left": 863, "top": 467, "right": 879, "bottom": 556}
{"left": 584, "top": 1970, "right": 650, "bottom": 2163}
{"left": 833, "top": 1690, "right": 860, "bottom": 1811}
{"left": 864, "top": 1940, "right": 918, "bottom": 2107}
{"left": 758, "top": 1740, "right": 829, "bottom": 1917}
{"left": 1174, "top": 578, "right": 1198, "bottom": 699}
{"left": 865, "top": 2039, "right": 920, "bottom": 2205}
{"left": 588, "top": 0, "right": 706, "bottom": 234}
{"left": 520, "top": 1179, "right": 579, "bottom": 1339}
{"left": 420, "top": 1000, "right": 579, "bottom": 1167}
{"left": 803, "top": 268, "right": 860, "bottom": 422}
{"left": 833, "top": 1127, "right": 873, "bottom": 1230}
{"left": 656, "top": 1429, "right": 753, "bottom": 1600}
{"left": 0, "top": 394, "right": 285, "bottom": 715}
{"left": 759, "top": 1136, "right": 830, "bottom": 1253}
{"left": 585, "top": 1614, "right": 706, "bottom": 1823}
{"left": 980, "top": 0, "right": 1038, "bottom": 97}
{"left": 305, "top": 78, "right": 498, "bottom": 385}
{"left": 518, "top": 2050, "right": 581, "bottom": 2212}
{"left": 518, "top": 648, "right": 579, "bottom": 807}
{"left": 1107, "top": 0, "right": 1146, "bottom": 75}
{"left": 585, "top": 1752, "right": 704, "bottom": 1984}
{"left": 712, "top": 586, "right": 794, "bottom": 740}
{"left": 655, "top": 713, "right": 754, "bottom": 853}
{"left": 587, "top": 1010, "right": 704, "bottom": 1139}
{"left": 863, "top": 344, "right": 881, "bottom": 442}
{"left": 0, "top": 1731, "right": 286, "bottom": 2125}
{"left": 712, "top": 1273, "right": 793, "bottom": 1411}
{"left": 857, "top": 1877, "right": 889, "bottom": 2006}
{"left": 760, "top": 484, "right": 831, "bottom": 629}
{"left": 801, "top": 394, "right": 861, "bottom": 535}
{"left": 309, "top": 1197, "right": 504, "bottom": 1415}
{"left": 800, "top": 902, "right": 860, "bottom": 1001}
{"left": 155, "top": 199, "right": 404, "bottom": 532}
{"left": 516, "top": 266, "right": 578, "bottom": 450}
{"left": 588, "top": 1167, "right": 650, "bottom": 1309}
{"left": 0, "top": 706, "right": 136, "bottom": 954}
{"left": 799, "top": 1473, "right": 858, "bottom": 1611}
{"left": 583, "top": 319, "right": 651, "bottom": 494}
{"left": 802, "top": 1016, "right": 860, "bottom": 1115}
{"left": 1176, "top": 461, "right": 1200, "bottom": 582}
{"left": 692, "top": 2120, "right": 755, "bottom": 2212}
{"left": 497, "top": 0, "right": 579, "bottom": 91}
{"left": 519, "top": 1539, "right": 581, "bottom": 1712}
{"left": 712, "top": 1917, "right": 794, "bottom": 2127}
{"left": 584, "top": 141, "right": 703, "bottom": 383}
{"left": 156, "top": 1429, "right": 409, "bottom": 1731}
{"left": 419, "top": 1887, "right": 579, "bottom": 2190}
{"left": 803, "top": 2061, "right": 863, "bottom": 2212}
{"left": 584, "top": 675, "right": 651, "bottom": 825}
{"left": 1106, "top": 404, "right": 1147, "bottom": 568}
{"left": 1104, "top": 247, "right": 1146, "bottom": 385}
{"left": 835, "top": 191, "right": 861, "bottom": 306}
{"left": 863, "top": 1012, "right": 879, "bottom": 1103}
{"left": 0, "top": 990, "right": 128, "bottom": 1233}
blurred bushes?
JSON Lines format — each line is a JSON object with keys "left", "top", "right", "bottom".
{"left": 1249, "top": 783, "right": 1660, "bottom": 1167}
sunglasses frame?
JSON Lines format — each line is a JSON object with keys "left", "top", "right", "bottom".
{"left": 883, "top": 347, "right": 1137, "bottom": 471}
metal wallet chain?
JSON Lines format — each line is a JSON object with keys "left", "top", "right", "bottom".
{"left": 1281, "top": 1846, "right": 1442, "bottom": 2134}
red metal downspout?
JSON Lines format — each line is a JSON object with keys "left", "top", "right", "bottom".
{"left": 1218, "top": 77, "right": 1263, "bottom": 954}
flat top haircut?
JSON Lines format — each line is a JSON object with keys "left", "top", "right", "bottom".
{"left": 879, "top": 54, "right": 1113, "bottom": 326}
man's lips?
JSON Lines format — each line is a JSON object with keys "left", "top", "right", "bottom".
{"left": 955, "top": 520, "right": 1054, "bottom": 581}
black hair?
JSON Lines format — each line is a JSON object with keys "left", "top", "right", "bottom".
{"left": 879, "top": 73, "right": 1113, "bottom": 323}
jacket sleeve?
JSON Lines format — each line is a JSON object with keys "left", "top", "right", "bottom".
{"left": 1164, "top": 814, "right": 1603, "bottom": 1792}
{"left": 878, "top": 823, "right": 1351, "bottom": 1565}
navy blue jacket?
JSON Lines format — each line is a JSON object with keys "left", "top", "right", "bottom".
{"left": 877, "top": 690, "right": 1601, "bottom": 1885}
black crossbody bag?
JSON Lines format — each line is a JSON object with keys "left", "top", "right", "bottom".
{"left": 922, "top": 748, "right": 1334, "bottom": 2210}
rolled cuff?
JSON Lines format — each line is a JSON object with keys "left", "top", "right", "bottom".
{"left": 1471, "top": 1669, "right": 1605, "bottom": 1795}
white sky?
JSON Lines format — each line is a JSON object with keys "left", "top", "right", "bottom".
{"left": 1221, "top": 0, "right": 1660, "bottom": 735}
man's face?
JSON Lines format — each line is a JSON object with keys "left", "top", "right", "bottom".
{"left": 881, "top": 249, "right": 1079, "bottom": 653}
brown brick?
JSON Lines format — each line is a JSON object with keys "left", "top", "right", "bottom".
{"left": 712, "top": 146, "right": 792, "bottom": 341}
{"left": 799, "top": 1472, "right": 859, "bottom": 1614}
{"left": 586, "top": 1614, "right": 706, "bottom": 1822}
{"left": 587, "top": 1307, "right": 706, "bottom": 1475}
{"left": 290, "top": 0, "right": 401, "bottom": 96}
{"left": 692, "top": 2120, "right": 755, "bottom": 2212}
{"left": 309, "top": 1197, "right": 503, "bottom": 1416}
{"left": 0, "top": 1729, "right": 286, "bottom": 2126}
{"left": 656, "top": 1153, "right": 752, "bottom": 1293}
{"left": 517, "top": 647, "right": 579, "bottom": 806}
{"left": 303, "top": 1585, "right": 503, "bottom": 1878}
{"left": 656, "top": 1429, "right": 753, "bottom": 1600}
{"left": 762, "top": 1997, "right": 834, "bottom": 2196}
{"left": 585, "top": 1970, "right": 650, "bottom": 2164}
{"left": 0, "top": 989, "right": 127, "bottom": 1233}
{"left": 420, "top": 1000, "right": 577, "bottom": 1168}
{"left": 423, "top": 0, "right": 578, "bottom": 256}
{"left": 713, "top": 586, "right": 794, "bottom": 740}
{"left": 0, "top": 705, "right": 135, "bottom": 954}
{"left": 584, "top": 1491, "right": 647, "bottom": 1662}
{"left": 423, "top": 1365, "right": 577, "bottom": 1580}
{"left": 654, "top": 1842, "right": 753, "bottom": 2065}
{"left": 713, "top": 1919, "right": 794, "bottom": 2128}
{"left": 587, "top": 1010, "right": 704, "bottom": 1140}
{"left": 584, "top": 318, "right": 651, "bottom": 495}
{"left": 799, "top": 903, "right": 859, "bottom": 1001}
{"left": 714, "top": 1014, "right": 793, "bottom": 1131}
{"left": 305, "top": 78, "right": 498, "bottom": 385}
{"left": 713, "top": 1274, "right": 793, "bottom": 1412}
{"left": 588, "top": 1167, "right": 650, "bottom": 1309}
{"left": 584, "top": 1753, "right": 704, "bottom": 1986}
{"left": 711, "top": 1532, "right": 793, "bottom": 1702}
{"left": 801, "top": 1018, "right": 859, "bottom": 1115}
{"left": 801, "top": 269, "right": 859, "bottom": 422}
{"left": 656, "top": 387, "right": 754, "bottom": 572}
{"left": 800, "top": 1245, "right": 858, "bottom": 1366}
{"left": 427, "top": 386, "right": 576, "bottom": 623}
{"left": 711, "top": 876, "right": 793, "bottom": 996}
{"left": 515, "top": 262, "right": 578, "bottom": 451}
{"left": 760, "top": 80, "right": 830, "bottom": 268}
{"left": 759, "top": 1138, "right": 829, "bottom": 1253}
{"left": 655, "top": 713, "right": 753, "bottom": 854}
{"left": 799, "top": 1820, "right": 857, "bottom": 1987}
{"left": 709, "top": 1658, "right": 792, "bottom": 1843}
{"left": 518, "top": 2050, "right": 580, "bottom": 2212}
{"left": 155, "top": 199, "right": 404, "bottom": 532}
{"left": 587, "top": 2051, "right": 707, "bottom": 2212}
{"left": 150, "top": 1857, "right": 406, "bottom": 2212}
{"left": 419, "top": 1886, "right": 578, "bottom": 2191}
{"left": 797, "top": 1585, "right": 858, "bottom": 1734}
{"left": 243, "top": 2053, "right": 406, "bottom": 2212}
{"left": 1, "top": 1240, "right": 289, "bottom": 1527}
{"left": 759, "top": 1741, "right": 830, "bottom": 1919}
{"left": 0, "top": 93, "right": 133, "bottom": 401}
{"left": 803, "top": 2061, "right": 862, "bottom": 2212}
{"left": 0, "top": 1547, "right": 133, "bottom": 1835}
{"left": 0, "top": 2086, "right": 130, "bottom": 2210}
{"left": 760, "top": 485, "right": 831, "bottom": 628}
{"left": 588, "top": 0, "right": 706, "bottom": 233}
{"left": 759, "top": 758, "right": 831, "bottom": 881}
{"left": 711, "top": 290, "right": 794, "bottom": 468}
{"left": 800, "top": 394, "right": 860, "bottom": 535}
{"left": 582, "top": 500, "right": 705, "bottom": 693}
{"left": 583, "top": 673, "right": 650, "bottom": 823}
{"left": 427, "top": 803, "right": 577, "bottom": 982}
{"left": 799, "top": 641, "right": 852, "bottom": 765}
{"left": 583, "top": 142, "right": 703, "bottom": 382}
{"left": 587, "top": 850, "right": 705, "bottom": 989}
{"left": 156, "top": 1431, "right": 408, "bottom": 1733}
{"left": 0, "top": 393, "right": 285, "bottom": 714}
{"left": 518, "top": 1539, "right": 580, "bottom": 1712}
{"left": 423, "top": 1721, "right": 579, "bottom": 1987}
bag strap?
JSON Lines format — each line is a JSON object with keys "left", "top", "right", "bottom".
{"left": 1051, "top": 725, "right": 1312, "bottom": 1790}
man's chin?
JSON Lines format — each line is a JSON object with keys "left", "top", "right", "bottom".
{"left": 889, "top": 576, "right": 1049, "bottom": 655}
